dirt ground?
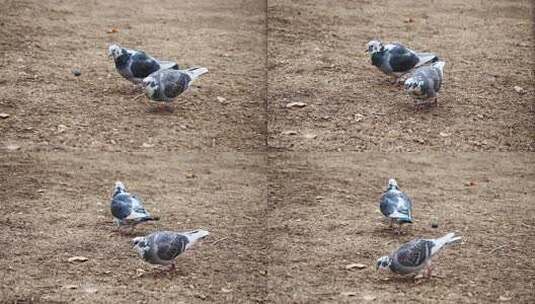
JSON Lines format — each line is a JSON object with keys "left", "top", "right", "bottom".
{"left": 1, "top": 0, "right": 535, "bottom": 303}
{"left": 0, "top": 0, "right": 266, "bottom": 152}
{"left": 267, "top": 153, "right": 535, "bottom": 303}
{"left": 2, "top": 153, "right": 533, "bottom": 304}
{"left": 268, "top": 0, "right": 534, "bottom": 151}
{"left": 0, "top": 152, "right": 268, "bottom": 303}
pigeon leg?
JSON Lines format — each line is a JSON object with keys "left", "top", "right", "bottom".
{"left": 397, "top": 222, "right": 403, "bottom": 235}
{"left": 170, "top": 262, "right": 176, "bottom": 272}
{"left": 424, "top": 261, "right": 434, "bottom": 278}
{"left": 164, "top": 104, "right": 175, "bottom": 113}
{"left": 117, "top": 225, "right": 129, "bottom": 235}
{"left": 433, "top": 97, "right": 438, "bottom": 107}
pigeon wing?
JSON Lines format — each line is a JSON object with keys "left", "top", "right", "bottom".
{"left": 394, "top": 239, "right": 433, "bottom": 268}
{"left": 130, "top": 52, "right": 161, "bottom": 79}
{"left": 387, "top": 44, "right": 419, "bottom": 72}
{"left": 155, "top": 232, "right": 190, "bottom": 261}
{"left": 397, "top": 192, "right": 413, "bottom": 219}
{"left": 162, "top": 70, "right": 191, "bottom": 99}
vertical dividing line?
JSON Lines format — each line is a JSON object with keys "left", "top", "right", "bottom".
{"left": 264, "top": 0, "right": 269, "bottom": 151}
{"left": 263, "top": 2, "right": 270, "bottom": 302}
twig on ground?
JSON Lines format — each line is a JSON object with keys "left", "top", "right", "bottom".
{"left": 211, "top": 237, "right": 229, "bottom": 246}
{"left": 489, "top": 245, "right": 507, "bottom": 254}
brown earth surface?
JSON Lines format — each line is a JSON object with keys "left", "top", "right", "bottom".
{"left": 0, "top": 0, "right": 266, "bottom": 152}
{"left": 268, "top": 0, "right": 534, "bottom": 151}
{"left": 1, "top": 0, "right": 535, "bottom": 303}
{"left": 0, "top": 152, "right": 267, "bottom": 303}
{"left": 267, "top": 153, "right": 535, "bottom": 303}
{"left": 3, "top": 153, "right": 533, "bottom": 304}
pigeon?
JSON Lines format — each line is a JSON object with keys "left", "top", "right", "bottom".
{"left": 107, "top": 44, "right": 179, "bottom": 84}
{"left": 379, "top": 178, "right": 413, "bottom": 232}
{"left": 142, "top": 67, "right": 208, "bottom": 103}
{"left": 376, "top": 232, "right": 462, "bottom": 278}
{"left": 404, "top": 61, "right": 445, "bottom": 107}
{"left": 110, "top": 181, "right": 159, "bottom": 232}
{"left": 366, "top": 40, "right": 439, "bottom": 83}
{"left": 132, "top": 230, "right": 209, "bottom": 271}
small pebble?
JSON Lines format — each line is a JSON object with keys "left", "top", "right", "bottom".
{"left": 0, "top": 113, "right": 10, "bottom": 119}
{"left": 72, "top": 68, "right": 81, "bottom": 76}
{"left": 431, "top": 217, "right": 439, "bottom": 228}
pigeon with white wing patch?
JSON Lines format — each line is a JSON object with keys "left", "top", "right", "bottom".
{"left": 142, "top": 67, "right": 208, "bottom": 101}
{"left": 110, "top": 181, "right": 159, "bottom": 233}
{"left": 404, "top": 61, "right": 445, "bottom": 107}
{"left": 377, "top": 232, "right": 462, "bottom": 278}
{"left": 379, "top": 178, "right": 413, "bottom": 233}
{"left": 107, "top": 44, "right": 179, "bottom": 84}
{"left": 366, "top": 40, "right": 439, "bottom": 83}
{"left": 132, "top": 230, "right": 209, "bottom": 271}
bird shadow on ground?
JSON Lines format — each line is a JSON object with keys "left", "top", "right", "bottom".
{"left": 145, "top": 106, "right": 176, "bottom": 114}
{"left": 371, "top": 225, "right": 414, "bottom": 239}
{"left": 136, "top": 267, "right": 190, "bottom": 279}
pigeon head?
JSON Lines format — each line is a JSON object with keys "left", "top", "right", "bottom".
{"left": 366, "top": 40, "right": 384, "bottom": 54}
{"left": 108, "top": 44, "right": 124, "bottom": 59}
{"left": 142, "top": 76, "right": 159, "bottom": 98}
{"left": 376, "top": 256, "right": 392, "bottom": 271}
{"left": 113, "top": 181, "right": 126, "bottom": 196}
{"left": 132, "top": 236, "right": 150, "bottom": 257}
{"left": 387, "top": 178, "right": 399, "bottom": 190}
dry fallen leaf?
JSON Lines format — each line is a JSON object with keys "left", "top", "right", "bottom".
{"left": 286, "top": 102, "right": 306, "bottom": 108}
{"left": 513, "top": 86, "right": 526, "bottom": 95}
{"left": 68, "top": 256, "right": 89, "bottom": 263}
{"left": 281, "top": 130, "right": 298, "bottom": 135}
{"left": 345, "top": 263, "right": 367, "bottom": 270}
{"left": 107, "top": 28, "right": 119, "bottom": 34}
{"left": 216, "top": 96, "right": 228, "bottom": 104}
{"left": 63, "top": 285, "right": 78, "bottom": 290}
{"left": 362, "top": 294, "right": 377, "bottom": 301}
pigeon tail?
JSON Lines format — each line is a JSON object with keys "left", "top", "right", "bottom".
{"left": 159, "top": 61, "right": 179, "bottom": 70}
{"left": 431, "top": 232, "right": 461, "bottom": 255}
{"left": 138, "top": 215, "right": 160, "bottom": 223}
{"left": 184, "top": 229, "right": 209, "bottom": 248}
{"left": 432, "top": 61, "right": 446, "bottom": 73}
{"left": 390, "top": 211, "right": 412, "bottom": 223}
{"left": 185, "top": 67, "right": 208, "bottom": 81}
{"left": 414, "top": 53, "right": 439, "bottom": 67}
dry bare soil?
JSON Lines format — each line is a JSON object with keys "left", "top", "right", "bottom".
{"left": 268, "top": 0, "right": 534, "bottom": 151}
{"left": 267, "top": 153, "right": 535, "bottom": 303}
{"left": 1, "top": 152, "right": 267, "bottom": 303}
{"left": 0, "top": 0, "right": 266, "bottom": 152}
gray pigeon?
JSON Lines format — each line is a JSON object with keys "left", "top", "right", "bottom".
{"left": 404, "top": 61, "right": 445, "bottom": 107}
{"left": 142, "top": 67, "right": 208, "bottom": 102}
{"left": 132, "top": 230, "right": 209, "bottom": 271}
{"left": 107, "top": 44, "right": 179, "bottom": 84}
{"left": 377, "top": 232, "right": 462, "bottom": 278}
{"left": 379, "top": 178, "right": 413, "bottom": 232}
{"left": 110, "top": 181, "right": 158, "bottom": 232}
{"left": 366, "top": 40, "right": 439, "bottom": 83}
